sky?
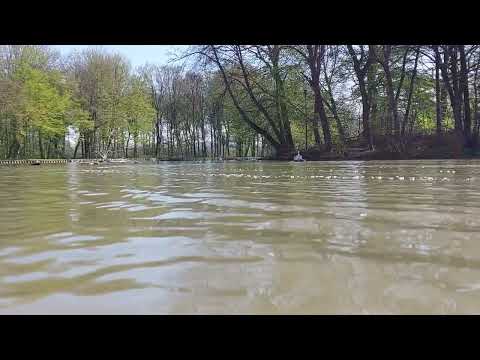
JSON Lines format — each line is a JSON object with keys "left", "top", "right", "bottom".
{"left": 52, "top": 45, "right": 189, "bottom": 68}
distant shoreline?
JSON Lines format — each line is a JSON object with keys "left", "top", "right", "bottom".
{"left": 2, "top": 155, "right": 480, "bottom": 167}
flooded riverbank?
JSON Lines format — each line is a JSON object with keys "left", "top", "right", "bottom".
{"left": 1, "top": 160, "right": 480, "bottom": 314}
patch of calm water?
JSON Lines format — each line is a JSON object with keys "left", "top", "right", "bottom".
{"left": 1, "top": 160, "right": 480, "bottom": 314}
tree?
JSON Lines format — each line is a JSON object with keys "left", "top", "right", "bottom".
{"left": 2, "top": 44, "right": 480, "bottom": 161}
{"left": 193, "top": 45, "right": 296, "bottom": 159}
{"left": 290, "top": 45, "right": 332, "bottom": 150}
{"left": 121, "top": 75, "right": 155, "bottom": 158}
{"left": 347, "top": 45, "right": 375, "bottom": 149}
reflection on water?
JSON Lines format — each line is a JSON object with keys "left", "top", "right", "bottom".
{"left": 1, "top": 160, "right": 480, "bottom": 314}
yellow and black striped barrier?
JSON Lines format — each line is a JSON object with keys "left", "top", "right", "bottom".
{"left": 0, "top": 159, "right": 69, "bottom": 166}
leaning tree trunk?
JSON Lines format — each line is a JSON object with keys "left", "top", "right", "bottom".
{"left": 73, "top": 138, "right": 80, "bottom": 159}
{"left": 210, "top": 46, "right": 287, "bottom": 158}
{"left": 313, "top": 86, "right": 332, "bottom": 151}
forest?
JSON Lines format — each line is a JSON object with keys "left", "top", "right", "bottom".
{"left": 0, "top": 45, "right": 479, "bottom": 160}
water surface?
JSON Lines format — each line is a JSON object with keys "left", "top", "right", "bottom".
{"left": 1, "top": 160, "right": 480, "bottom": 314}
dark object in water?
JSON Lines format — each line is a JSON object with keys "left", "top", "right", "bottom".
{"left": 293, "top": 151, "right": 305, "bottom": 162}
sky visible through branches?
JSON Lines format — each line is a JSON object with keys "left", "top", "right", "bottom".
{"left": 53, "top": 45, "right": 188, "bottom": 68}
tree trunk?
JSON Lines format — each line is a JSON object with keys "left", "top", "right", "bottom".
{"left": 39, "top": 131, "right": 44, "bottom": 159}
{"left": 133, "top": 134, "right": 138, "bottom": 158}
{"left": 459, "top": 45, "right": 472, "bottom": 143}
{"left": 304, "top": 45, "right": 328, "bottom": 148}
{"left": 439, "top": 46, "right": 463, "bottom": 131}
{"left": 347, "top": 45, "right": 374, "bottom": 149}
{"left": 384, "top": 65, "right": 397, "bottom": 135}
{"left": 474, "top": 55, "right": 480, "bottom": 145}
{"left": 402, "top": 48, "right": 420, "bottom": 135}
{"left": 73, "top": 138, "right": 80, "bottom": 159}
{"left": 211, "top": 46, "right": 281, "bottom": 151}
{"left": 155, "top": 117, "right": 161, "bottom": 158}
{"left": 324, "top": 82, "right": 346, "bottom": 144}
{"left": 210, "top": 46, "right": 287, "bottom": 158}
{"left": 435, "top": 48, "right": 443, "bottom": 135}
{"left": 313, "top": 85, "right": 332, "bottom": 151}
{"left": 125, "top": 133, "right": 130, "bottom": 158}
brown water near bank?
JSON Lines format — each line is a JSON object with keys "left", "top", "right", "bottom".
{"left": 1, "top": 160, "right": 480, "bottom": 314}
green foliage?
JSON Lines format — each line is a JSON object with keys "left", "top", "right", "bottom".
{"left": 121, "top": 76, "right": 156, "bottom": 135}
{"left": 17, "top": 64, "right": 71, "bottom": 137}
{"left": 1, "top": 44, "right": 478, "bottom": 160}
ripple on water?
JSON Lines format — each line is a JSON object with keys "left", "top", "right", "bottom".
{"left": 2, "top": 160, "right": 480, "bottom": 313}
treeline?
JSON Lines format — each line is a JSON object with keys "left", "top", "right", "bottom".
{"left": 193, "top": 45, "right": 480, "bottom": 158}
{"left": 1, "top": 45, "right": 479, "bottom": 160}
{"left": 0, "top": 45, "right": 264, "bottom": 160}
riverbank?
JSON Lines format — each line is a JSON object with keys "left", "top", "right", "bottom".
{"left": 296, "top": 132, "right": 480, "bottom": 162}
{"left": 2, "top": 133, "right": 479, "bottom": 165}
{"left": 0, "top": 158, "right": 146, "bottom": 166}
{"left": 3, "top": 153, "right": 480, "bottom": 166}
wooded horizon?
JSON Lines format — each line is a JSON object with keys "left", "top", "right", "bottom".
{"left": 1, "top": 45, "right": 478, "bottom": 161}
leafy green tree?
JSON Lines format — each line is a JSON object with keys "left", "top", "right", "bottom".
{"left": 121, "top": 75, "right": 155, "bottom": 158}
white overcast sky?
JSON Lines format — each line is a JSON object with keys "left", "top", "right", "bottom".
{"left": 52, "top": 45, "right": 189, "bottom": 68}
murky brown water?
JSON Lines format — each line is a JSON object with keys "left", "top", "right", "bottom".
{"left": 1, "top": 160, "right": 480, "bottom": 314}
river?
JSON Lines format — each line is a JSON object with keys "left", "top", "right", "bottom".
{"left": 1, "top": 160, "right": 480, "bottom": 314}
